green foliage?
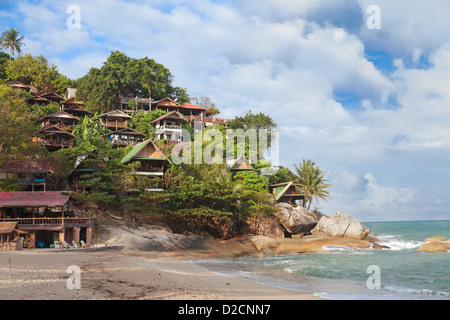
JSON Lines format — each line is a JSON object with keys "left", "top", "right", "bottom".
{"left": 0, "top": 84, "right": 46, "bottom": 161}
{"left": 0, "top": 28, "right": 25, "bottom": 60}
{"left": 129, "top": 109, "right": 167, "bottom": 137}
{"left": 234, "top": 170, "right": 268, "bottom": 192}
{"left": 294, "top": 159, "right": 331, "bottom": 210}
{"left": 76, "top": 51, "right": 190, "bottom": 113}
{"left": 0, "top": 178, "right": 25, "bottom": 191}
{"left": 28, "top": 101, "right": 60, "bottom": 120}
{"left": 4, "top": 54, "right": 71, "bottom": 94}
{"left": 268, "top": 166, "right": 300, "bottom": 185}
{"left": 0, "top": 51, "right": 10, "bottom": 80}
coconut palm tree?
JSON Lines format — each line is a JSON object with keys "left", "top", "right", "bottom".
{"left": 294, "top": 159, "right": 331, "bottom": 210}
{"left": 0, "top": 28, "right": 25, "bottom": 60}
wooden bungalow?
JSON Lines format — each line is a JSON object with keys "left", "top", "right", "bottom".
{"left": 151, "top": 97, "right": 180, "bottom": 113}
{"left": 60, "top": 97, "right": 92, "bottom": 118}
{"left": 98, "top": 110, "right": 132, "bottom": 131}
{"left": 4, "top": 80, "right": 37, "bottom": 94}
{"left": 270, "top": 182, "right": 305, "bottom": 206}
{"left": 121, "top": 139, "right": 171, "bottom": 179}
{"left": 34, "top": 125, "right": 75, "bottom": 151}
{"left": 116, "top": 86, "right": 152, "bottom": 113}
{"left": 25, "top": 95, "right": 50, "bottom": 106}
{"left": 0, "top": 191, "right": 95, "bottom": 248}
{"left": 0, "top": 160, "right": 51, "bottom": 192}
{"left": 0, "top": 221, "right": 25, "bottom": 251}
{"left": 225, "top": 155, "right": 257, "bottom": 173}
{"left": 38, "top": 111, "right": 80, "bottom": 132}
{"left": 108, "top": 128, "right": 146, "bottom": 147}
{"left": 151, "top": 110, "right": 188, "bottom": 142}
{"left": 39, "top": 92, "right": 65, "bottom": 103}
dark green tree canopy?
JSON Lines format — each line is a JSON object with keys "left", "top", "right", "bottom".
{"left": 76, "top": 51, "right": 190, "bottom": 113}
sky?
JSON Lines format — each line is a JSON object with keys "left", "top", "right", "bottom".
{"left": 1, "top": 0, "right": 450, "bottom": 221}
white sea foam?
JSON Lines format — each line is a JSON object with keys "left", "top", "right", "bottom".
{"left": 375, "top": 234, "right": 423, "bottom": 250}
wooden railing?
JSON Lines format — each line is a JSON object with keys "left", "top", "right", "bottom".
{"left": 0, "top": 218, "right": 95, "bottom": 227}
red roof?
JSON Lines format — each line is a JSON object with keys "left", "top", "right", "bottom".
{"left": 0, "top": 191, "right": 71, "bottom": 208}
{"left": 178, "top": 103, "right": 206, "bottom": 110}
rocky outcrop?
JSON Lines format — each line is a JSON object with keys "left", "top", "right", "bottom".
{"left": 240, "top": 219, "right": 285, "bottom": 238}
{"left": 274, "top": 203, "right": 321, "bottom": 235}
{"left": 417, "top": 236, "right": 449, "bottom": 253}
{"left": 251, "top": 235, "right": 375, "bottom": 255}
{"left": 311, "top": 211, "right": 369, "bottom": 240}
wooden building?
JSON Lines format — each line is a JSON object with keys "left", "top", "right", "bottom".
{"left": 108, "top": 128, "right": 146, "bottom": 147}
{"left": 116, "top": 86, "right": 152, "bottom": 113}
{"left": 34, "top": 125, "right": 75, "bottom": 151}
{"left": 60, "top": 97, "right": 92, "bottom": 118}
{"left": 98, "top": 110, "right": 132, "bottom": 131}
{"left": 38, "top": 111, "right": 80, "bottom": 132}
{"left": 151, "top": 110, "right": 188, "bottom": 142}
{"left": 270, "top": 182, "right": 305, "bottom": 206}
{"left": 121, "top": 139, "right": 171, "bottom": 178}
{"left": 0, "top": 160, "right": 51, "bottom": 192}
{"left": 0, "top": 191, "right": 95, "bottom": 248}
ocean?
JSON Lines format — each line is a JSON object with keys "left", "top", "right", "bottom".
{"left": 195, "top": 220, "right": 450, "bottom": 300}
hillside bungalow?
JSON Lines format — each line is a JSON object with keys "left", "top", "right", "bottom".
{"left": 4, "top": 80, "right": 37, "bottom": 94}
{"left": 121, "top": 139, "right": 171, "bottom": 180}
{"left": 108, "top": 127, "right": 146, "bottom": 147}
{"left": 38, "top": 111, "right": 80, "bottom": 132}
{"left": 270, "top": 182, "right": 305, "bottom": 206}
{"left": 0, "top": 191, "right": 95, "bottom": 248}
{"left": 60, "top": 97, "right": 92, "bottom": 118}
{"left": 151, "top": 110, "right": 188, "bottom": 142}
{"left": 225, "top": 155, "right": 257, "bottom": 173}
{"left": 40, "top": 92, "right": 65, "bottom": 103}
{"left": 34, "top": 125, "right": 75, "bottom": 151}
{"left": 151, "top": 97, "right": 179, "bottom": 113}
{"left": 116, "top": 86, "right": 152, "bottom": 113}
{"left": 98, "top": 110, "right": 132, "bottom": 131}
{"left": 0, "top": 160, "right": 51, "bottom": 192}
{"left": 25, "top": 95, "right": 50, "bottom": 106}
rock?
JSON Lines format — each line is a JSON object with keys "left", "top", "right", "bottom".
{"left": 424, "top": 236, "right": 447, "bottom": 242}
{"left": 311, "top": 211, "right": 369, "bottom": 240}
{"left": 274, "top": 203, "right": 318, "bottom": 234}
{"left": 273, "top": 236, "right": 373, "bottom": 254}
{"left": 251, "top": 236, "right": 279, "bottom": 251}
{"left": 241, "top": 219, "right": 285, "bottom": 238}
{"left": 417, "top": 242, "right": 449, "bottom": 253}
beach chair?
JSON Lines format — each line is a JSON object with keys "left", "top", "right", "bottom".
{"left": 62, "top": 241, "right": 70, "bottom": 249}
{"left": 54, "top": 240, "right": 61, "bottom": 249}
{"left": 72, "top": 241, "right": 79, "bottom": 249}
{"left": 80, "top": 240, "right": 87, "bottom": 248}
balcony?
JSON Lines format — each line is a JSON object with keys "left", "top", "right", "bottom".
{"left": 0, "top": 217, "right": 95, "bottom": 229}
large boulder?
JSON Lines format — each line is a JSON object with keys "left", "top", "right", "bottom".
{"left": 241, "top": 219, "right": 285, "bottom": 238}
{"left": 274, "top": 203, "right": 318, "bottom": 235}
{"left": 417, "top": 236, "right": 450, "bottom": 253}
{"left": 311, "top": 211, "right": 369, "bottom": 240}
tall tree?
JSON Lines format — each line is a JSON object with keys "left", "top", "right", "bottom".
{"left": 0, "top": 28, "right": 25, "bottom": 60}
{"left": 294, "top": 159, "right": 331, "bottom": 210}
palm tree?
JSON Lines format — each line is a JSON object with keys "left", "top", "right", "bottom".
{"left": 0, "top": 28, "right": 25, "bottom": 60}
{"left": 294, "top": 159, "right": 331, "bottom": 210}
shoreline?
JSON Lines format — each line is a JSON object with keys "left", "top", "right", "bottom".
{"left": 0, "top": 248, "right": 327, "bottom": 300}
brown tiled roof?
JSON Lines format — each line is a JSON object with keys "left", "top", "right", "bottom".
{"left": 0, "top": 222, "right": 18, "bottom": 234}
{"left": 0, "top": 191, "right": 71, "bottom": 208}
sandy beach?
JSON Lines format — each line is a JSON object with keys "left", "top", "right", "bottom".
{"left": 0, "top": 247, "right": 325, "bottom": 300}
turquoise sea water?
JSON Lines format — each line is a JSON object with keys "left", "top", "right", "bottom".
{"left": 195, "top": 220, "right": 450, "bottom": 300}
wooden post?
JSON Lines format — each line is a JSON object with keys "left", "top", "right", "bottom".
{"left": 86, "top": 227, "right": 93, "bottom": 247}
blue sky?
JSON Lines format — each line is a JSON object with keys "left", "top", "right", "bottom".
{"left": 2, "top": 0, "right": 450, "bottom": 221}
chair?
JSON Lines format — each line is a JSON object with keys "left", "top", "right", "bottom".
{"left": 54, "top": 240, "right": 62, "bottom": 249}
{"left": 72, "top": 241, "right": 79, "bottom": 249}
{"left": 62, "top": 241, "right": 70, "bottom": 249}
{"left": 80, "top": 240, "right": 87, "bottom": 248}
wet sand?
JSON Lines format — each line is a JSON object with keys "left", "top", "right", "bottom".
{"left": 0, "top": 247, "right": 325, "bottom": 300}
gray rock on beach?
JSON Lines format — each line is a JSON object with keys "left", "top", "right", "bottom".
{"left": 274, "top": 203, "right": 319, "bottom": 235}
{"left": 311, "top": 211, "right": 369, "bottom": 240}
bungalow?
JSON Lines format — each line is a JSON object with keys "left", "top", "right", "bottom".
{"left": 98, "top": 110, "right": 132, "bottom": 131}
{"left": 4, "top": 80, "right": 37, "bottom": 94}
{"left": 60, "top": 97, "right": 92, "bottom": 118}
{"left": 39, "top": 92, "right": 65, "bottom": 104}
{"left": 0, "top": 191, "right": 95, "bottom": 248}
{"left": 38, "top": 111, "right": 80, "bottom": 132}
{"left": 34, "top": 125, "right": 75, "bottom": 151}
{"left": 108, "top": 127, "right": 146, "bottom": 147}
{"left": 151, "top": 97, "right": 180, "bottom": 113}
{"left": 116, "top": 86, "right": 152, "bottom": 113}
{"left": 270, "top": 182, "right": 305, "bottom": 206}
{"left": 225, "top": 155, "right": 257, "bottom": 173}
{"left": 121, "top": 139, "right": 171, "bottom": 180}
{"left": 25, "top": 95, "right": 50, "bottom": 106}
{"left": 151, "top": 110, "right": 188, "bottom": 142}
{"left": 0, "top": 160, "right": 51, "bottom": 192}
